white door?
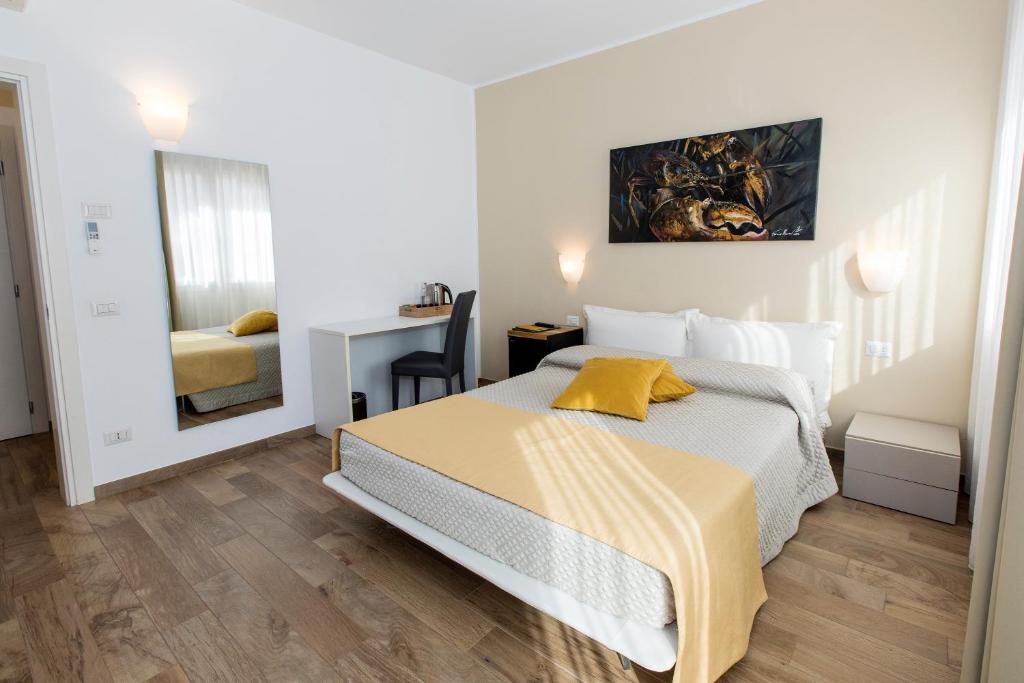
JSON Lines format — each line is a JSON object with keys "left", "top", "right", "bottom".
{"left": 0, "top": 157, "right": 31, "bottom": 441}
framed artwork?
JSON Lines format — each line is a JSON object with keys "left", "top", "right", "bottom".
{"left": 609, "top": 118, "right": 822, "bottom": 242}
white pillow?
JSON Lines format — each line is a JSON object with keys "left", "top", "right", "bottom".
{"left": 583, "top": 305, "right": 699, "bottom": 357}
{"left": 688, "top": 314, "right": 841, "bottom": 427}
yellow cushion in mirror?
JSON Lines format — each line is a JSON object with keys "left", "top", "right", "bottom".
{"left": 551, "top": 357, "right": 667, "bottom": 421}
{"left": 228, "top": 309, "right": 278, "bottom": 336}
{"left": 651, "top": 365, "right": 697, "bottom": 402}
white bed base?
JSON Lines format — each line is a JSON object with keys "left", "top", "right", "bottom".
{"left": 322, "top": 471, "right": 678, "bottom": 672}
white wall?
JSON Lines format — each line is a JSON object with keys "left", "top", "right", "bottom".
{"left": 0, "top": 0, "right": 478, "bottom": 485}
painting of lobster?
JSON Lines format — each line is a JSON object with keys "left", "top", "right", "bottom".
{"left": 609, "top": 118, "right": 822, "bottom": 242}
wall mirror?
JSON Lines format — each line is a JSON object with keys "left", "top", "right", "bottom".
{"left": 156, "top": 151, "right": 283, "bottom": 430}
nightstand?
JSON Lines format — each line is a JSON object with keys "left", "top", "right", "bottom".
{"left": 507, "top": 325, "right": 584, "bottom": 377}
{"left": 842, "top": 412, "right": 961, "bottom": 523}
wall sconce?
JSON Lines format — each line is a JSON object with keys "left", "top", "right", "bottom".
{"left": 137, "top": 96, "right": 189, "bottom": 144}
{"left": 858, "top": 247, "right": 908, "bottom": 293}
{"left": 559, "top": 254, "right": 585, "bottom": 284}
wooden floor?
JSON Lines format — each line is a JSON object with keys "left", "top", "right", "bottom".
{"left": 0, "top": 432, "right": 971, "bottom": 682}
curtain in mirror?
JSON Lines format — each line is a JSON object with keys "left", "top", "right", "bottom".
{"left": 158, "top": 153, "right": 276, "bottom": 331}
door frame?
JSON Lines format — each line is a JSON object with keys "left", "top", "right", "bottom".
{"left": 0, "top": 56, "right": 94, "bottom": 505}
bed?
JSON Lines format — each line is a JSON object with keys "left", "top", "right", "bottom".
{"left": 176, "top": 326, "right": 282, "bottom": 412}
{"left": 322, "top": 345, "right": 837, "bottom": 674}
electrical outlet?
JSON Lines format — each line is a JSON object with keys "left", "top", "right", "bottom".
{"left": 103, "top": 428, "right": 132, "bottom": 446}
{"left": 865, "top": 340, "right": 893, "bottom": 358}
{"left": 566, "top": 314, "right": 580, "bottom": 326}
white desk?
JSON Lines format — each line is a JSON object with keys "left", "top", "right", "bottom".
{"left": 309, "top": 314, "right": 476, "bottom": 437}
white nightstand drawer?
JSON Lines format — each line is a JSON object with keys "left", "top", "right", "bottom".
{"left": 846, "top": 436, "right": 960, "bottom": 491}
{"left": 842, "top": 467, "right": 958, "bottom": 523}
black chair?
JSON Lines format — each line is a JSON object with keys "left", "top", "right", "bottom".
{"left": 391, "top": 290, "right": 476, "bottom": 410}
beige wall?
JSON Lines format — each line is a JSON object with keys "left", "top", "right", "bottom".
{"left": 476, "top": 0, "right": 1006, "bottom": 447}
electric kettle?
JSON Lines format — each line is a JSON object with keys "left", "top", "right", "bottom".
{"left": 422, "top": 283, "right": 454, "bottom": 306}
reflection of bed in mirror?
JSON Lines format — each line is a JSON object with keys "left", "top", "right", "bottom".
{"left": 155, "top": 150, "right": 283, "bottom": 430}
{"left": 171, "top": 326, "right": 283, "bottom": 429}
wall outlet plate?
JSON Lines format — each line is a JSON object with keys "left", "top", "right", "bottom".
{"left": 865, "top": 340, "right": 893, "bottom": 358}
{"left": 566, "top": 314, "right": 580, "bottom": 326}
{"left": 103, "top": 428, "right": 132, "bottom": 446}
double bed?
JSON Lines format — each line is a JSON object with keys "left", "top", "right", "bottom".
{"left": 323, "top": 345, "right": 838, "bottom": 675}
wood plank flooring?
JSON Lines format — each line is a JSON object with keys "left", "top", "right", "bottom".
{"left": 0, "top": 431, "right": 972, "bottom": 681}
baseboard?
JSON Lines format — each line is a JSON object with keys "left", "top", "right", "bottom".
{"left": 93, "top": 424, "right": 316, "bottom": 499}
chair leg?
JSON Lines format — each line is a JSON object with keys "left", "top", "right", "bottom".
{"left": 414, "top": 376, "right": 421, "bottom": 405}
{"left": 445, "top": 377, "right": 453, "bottom": 396}
{"left": 392, "top": 374, "right": 399, "bottom": 410}
{"left": 458, "top": 372, "right": 466, "bottom": 393}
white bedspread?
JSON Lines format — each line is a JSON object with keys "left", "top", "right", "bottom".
{"left": 339, "top": 345, "right": 837, "bottom": 627}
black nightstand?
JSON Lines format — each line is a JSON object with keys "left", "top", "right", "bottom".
{"left": 508, "top": 325, "right": 584, "bottom": 377}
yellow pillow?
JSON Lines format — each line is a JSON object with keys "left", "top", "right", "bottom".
{"left": 551, "top": 357, "right": 667, "bottom": 421}
{"left": 228, "top": 309, "right": 278, "bottom": 336}
{"left": 651, "top": 365, "right": 697, "bottom": 402}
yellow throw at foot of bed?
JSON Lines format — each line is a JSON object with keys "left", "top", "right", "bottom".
{"left": 170, "top": 331, "right": 258, "bottom": 396}
{"left": 333, "top": 394, "right": 766, "bottom": 683}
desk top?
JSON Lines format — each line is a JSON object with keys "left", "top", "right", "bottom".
{"left": 310, "top": 314, "right": 472, "bottom": 338}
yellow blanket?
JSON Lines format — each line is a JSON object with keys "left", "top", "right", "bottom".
{"left": 333, "top": 395, "right": 767, "bottom": 682}
{"left": 170, "top": 331, "right": 258, "bottom": 396}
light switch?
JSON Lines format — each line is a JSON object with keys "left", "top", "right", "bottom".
{"left": 865, "top": 340, "right": 893, "bottom": 358}
{"left": 92, "top": 301, "right": 120, "bottom": 317}
{"left": 82, "top": 202, "right": 113, "bottom": 220}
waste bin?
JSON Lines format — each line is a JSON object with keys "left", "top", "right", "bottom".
{"left": 351, "top": 392, "right": 367, "bottom": 421}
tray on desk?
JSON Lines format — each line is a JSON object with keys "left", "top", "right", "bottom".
{"left": 399, "top": 304, "right": 453, "bottom": 318}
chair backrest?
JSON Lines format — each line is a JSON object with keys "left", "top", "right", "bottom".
{"left": 443, "top": 290, "right": 476, "bottom": 373}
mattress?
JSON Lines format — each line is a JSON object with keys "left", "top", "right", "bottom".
{"left": 186, "top": 327, "right": 282, "bottom": 412}
{"left": 339, "top": 345, "right": 837, "bottom": 628}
